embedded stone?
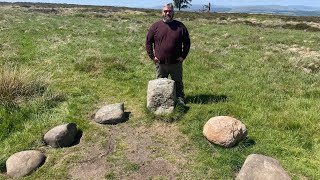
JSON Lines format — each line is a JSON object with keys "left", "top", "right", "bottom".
{"left": 94, "top": 103, "right": 125, "bottom": 124}
{"left": 147, "top": 78, "right": 175, "bottom": 115}
{"left": 6, "top": 150, "right": 45, "bottom": 178}
{"left": 236, "top": 154, "right": 291, "bottom": 180}
{"left": 44, "top": 123, "right": 78, "bottom": 148}
{"left": 203, "top": 116, "right": 247, "bottom": 147}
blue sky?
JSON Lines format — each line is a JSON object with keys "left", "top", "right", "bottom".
{"left": 2, "top": 0, "right": 320, "bottom": 8}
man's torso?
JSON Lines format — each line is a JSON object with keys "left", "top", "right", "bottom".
{"left": 152, "top": 20, "right": 185, "bottom": 64}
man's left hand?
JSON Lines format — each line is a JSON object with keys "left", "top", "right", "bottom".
{"left": 177, "top": 57, "right": 184, "bottom": 61}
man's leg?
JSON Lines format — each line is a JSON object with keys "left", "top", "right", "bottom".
{"left": 155, "top": 63, "right": 169, "bottom": 78}
{"left": 170, "top": 62, "right": 185, "bottom": 99}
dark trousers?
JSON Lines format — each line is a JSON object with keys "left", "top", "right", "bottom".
{"left": 155, "top": 61, "right": 185, "bottom": 98}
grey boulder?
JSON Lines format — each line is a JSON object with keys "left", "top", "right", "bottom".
{"left": 6, "top": 150, "right": 45, "bottom": 178}
{"left": 236, "top": 154, "right": 291, "bottom": 180}
{"left": 94, "top": 103, "right": 126, "bottom": 124}
{"left": 44, "top": 123, "right": 78, "bottom": 148}
{"left": 147, "top": 78, "right": 175, "bottom": 115}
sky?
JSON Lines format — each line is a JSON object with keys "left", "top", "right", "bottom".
{"left": 1, "top": 0, "right": 320, "bottom": 8}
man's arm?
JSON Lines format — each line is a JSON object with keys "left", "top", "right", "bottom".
{"left": 145, "top": 25, "right": 156, "bottom": 61}
{"left": 181, "top": 26, "right": 191, "bottom": 59}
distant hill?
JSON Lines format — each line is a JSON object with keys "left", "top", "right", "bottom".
{"left": 154, "top": 4, "right": 320, "bottom": 16}
{"left": 227, "top": 5, "right": 320, "bottom": 16}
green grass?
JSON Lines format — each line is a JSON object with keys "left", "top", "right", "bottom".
{"left": 0, "top": 3, "right": 319, "bottom": 179}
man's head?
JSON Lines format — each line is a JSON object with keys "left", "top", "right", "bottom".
{"left": 162, "top": 3, "right": 174, "bottom": 23}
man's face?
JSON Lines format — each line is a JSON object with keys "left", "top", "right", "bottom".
{"left": 162, "top": 6, "right": 174, "bottom": 23}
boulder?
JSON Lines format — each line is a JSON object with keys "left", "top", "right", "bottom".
{"left": 203, "top": 116, "right": 247, "bottom": 147}
{"left": 147, "top": 78, "right": 175, "bottom": 115}
{"left": 236, "top": 154, "right": 291, "bottom": 180}
{"left": 94, "top": 103, "right": 125, "bottom": 124}
{"left": 44, "top": 123, "right": 78, "bottom": 148}
{"left": 6, "top": 150, "right": 45, "bottom": 178}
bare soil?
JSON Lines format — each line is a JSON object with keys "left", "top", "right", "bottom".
{"left": 68, "top": 121, "right": 197, "bottom": 180}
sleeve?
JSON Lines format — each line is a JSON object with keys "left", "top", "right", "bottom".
{"left": 181, "top": 25, "right": 191, "bottom": 59}
{"left": 145, "top": 24, "right": 155, "bottom": 60}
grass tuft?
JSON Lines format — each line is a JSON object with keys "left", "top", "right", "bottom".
{"left": 104, "top": 171, "right": 116, "bottom": 179}
{"left": 0, "top": 65, "right": 50, "bottom": 106}
{"left": 144, "top": 104, "right": 189, "bottom": 123}
{"left": 74, "top": 56, "right": 102, "bottom": 73}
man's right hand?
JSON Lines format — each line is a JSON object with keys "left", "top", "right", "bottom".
{"left": 153, "top": 57, "right": 159, "bottom": 63}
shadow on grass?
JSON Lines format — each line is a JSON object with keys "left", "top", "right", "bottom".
{"left": 110, "top": 111, "right": 131, "bottom": 125}
{"left": 233, "top": 137, "right": 256, "bottom": 151}
{"left": 185, "top": 94, "right": 228, "bottom": 104}
{"left": 207, "top": 137, "right": 256, "bottom": 151}
{"left": 0, "top": 162, "right": 5, "bottom": 174}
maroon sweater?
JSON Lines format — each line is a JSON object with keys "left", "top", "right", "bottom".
{"left": 146, "top": 20, "right": 190, "bottom": 64}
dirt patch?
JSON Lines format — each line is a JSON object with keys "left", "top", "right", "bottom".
{"left": 67, "top": 122, "right": 197, "bottom": 179}
{"left": 124, "top": 123, "right": 195, "bottom": 179}
{"left": 67, "top": 129, "right": 115, "bottom": 180}
{"left": 134, "top": 159, "right": 177, "bottom": 179}
{"left": 70, "top": 161, "right": 108, "bottom": 180}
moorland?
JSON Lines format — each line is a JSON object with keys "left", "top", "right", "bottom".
{"left": 0, "top": 2, "right": 319, "bottom": 179}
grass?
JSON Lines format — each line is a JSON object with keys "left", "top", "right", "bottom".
{"left": 0, "top": 3, "right": 319, "bottom": 179}
{"left": 0, "top": 65, "right": 49, "bottom": 106}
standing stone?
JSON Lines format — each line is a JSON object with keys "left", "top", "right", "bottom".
{"left": 94, "top": 103, "right": 125, "bottom": 124}
{"left": 6, "top": 150, "right": 45, "bottom": 178}
{"left": 203, "top": 116, "right": 247, "bottom": 147}
{"left": 44, "top": 123, "right": 78, "bottom": 148}
{"left": 236, "top": 154, "right": 291, "bottom": 180}
{"left": 147, "top": 78, "right": 175, "bottom": 115}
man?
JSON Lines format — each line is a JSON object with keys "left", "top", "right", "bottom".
{"left": 145, "top": 3, "right": 191, "bottom": 106}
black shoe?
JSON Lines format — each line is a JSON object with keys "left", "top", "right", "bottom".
{"left": 177, "top": 97, "right": 186, "bottom": 106}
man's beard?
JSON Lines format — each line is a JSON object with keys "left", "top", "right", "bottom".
{"left": 162, "top": 14, "right": 173, "bottom": 23}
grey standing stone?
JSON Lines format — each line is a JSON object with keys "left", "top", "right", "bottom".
{"left": 6, "top": 150, "right": 45, "bottom": 178}
{"left": 94, "top": 103, "right": 125, "bottom": 124}
{"left": 236, "top": 154, "right": 291, "bottom": 180}
{"left": 44, "top": 123, "right": 78, "bottom": 148}
{"left": 203, "top": 116, "right": 247, "bottom": 147}
{"left": 147, "top": 78, "right": 175, "bottom": 115}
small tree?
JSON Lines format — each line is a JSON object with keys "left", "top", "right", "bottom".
{"left": 202, "top": 2, "right": 211, "bottom": 12}
{"left": 173, "top": 0, "right": 192, "bottom": 11}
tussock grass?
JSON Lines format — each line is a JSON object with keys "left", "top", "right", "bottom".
{"left": 0, "top": 65, "right": 50, "bottom": 106}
